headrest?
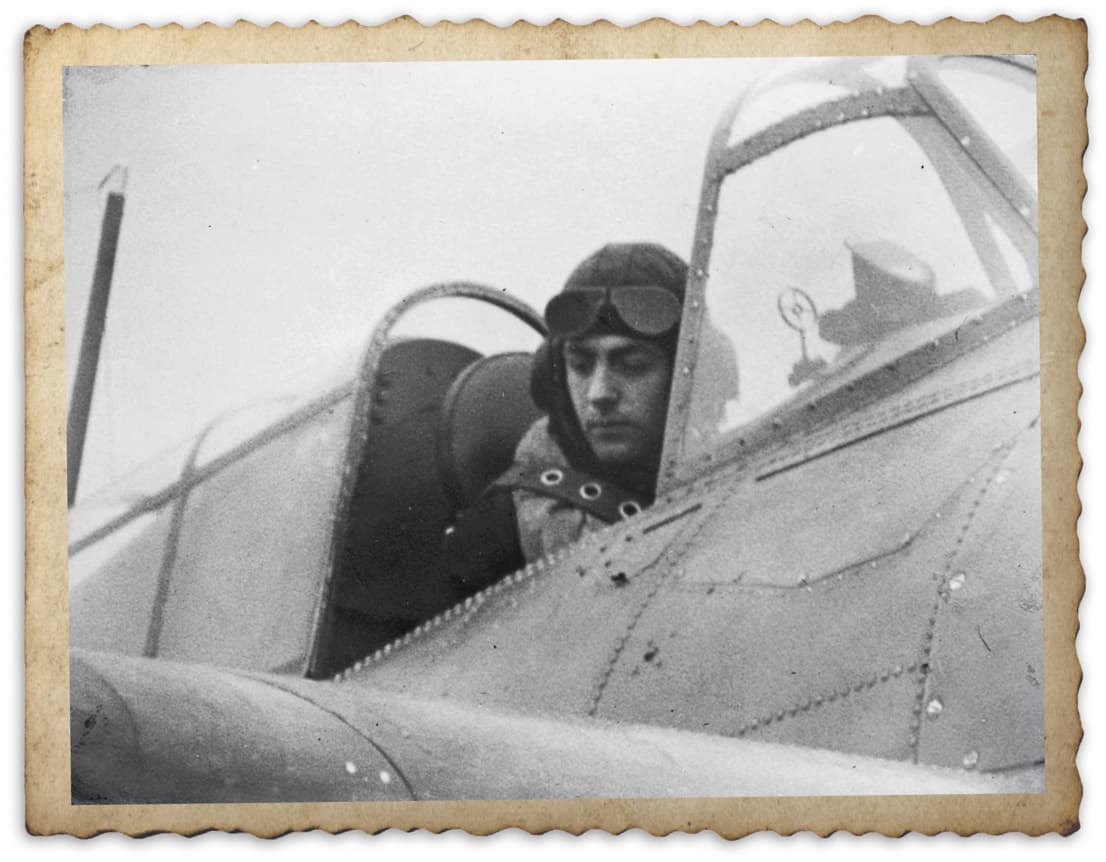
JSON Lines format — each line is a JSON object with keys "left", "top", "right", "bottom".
{"left": 437, "top": 353, "right": 544, "bottom": 510}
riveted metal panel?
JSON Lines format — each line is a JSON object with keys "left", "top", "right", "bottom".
{"left": 915, "top": 425, "right": 1043, "bottom": 771}
{"left": 591, "top": 389, "right": 1039, "bottom": 764}
{"left": 681, "top": 377, "right": 1038, "bottom": 589}
{"left": 354, "top": 512, "right": 701, "bottom": 718}
{"left": 749, "top": 672, "right": 920, "bottom": 762}
{"left": 591, "top": 543, "right": 933, "bottom": 749}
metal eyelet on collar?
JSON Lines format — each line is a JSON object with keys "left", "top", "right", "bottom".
{"left": 618, "top": 500, "right": 642, "bottom": 519}
{"left": 579, "top": 482, "right": 602, "bottom": 501}
{"left": 540, "top": 468, "right": 565, "bottom": 486}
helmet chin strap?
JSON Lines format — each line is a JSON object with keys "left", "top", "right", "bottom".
{"left": 491, "top": 463, "right": 646, "bottom": 525}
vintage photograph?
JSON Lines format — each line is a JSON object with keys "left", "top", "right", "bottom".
{"left": 22, "top": 15, "right": 1087, "bottom": 838}
{"left": 61, "top": 51, "right": 1046, "bottom": 804}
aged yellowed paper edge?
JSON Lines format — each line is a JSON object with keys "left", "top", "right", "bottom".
{"left": 24, "top": 15, "right": 1086, "bottom": 836}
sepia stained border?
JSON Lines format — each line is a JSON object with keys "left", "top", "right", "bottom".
{"left": 23, "top": 15, "right": 1086, "bottom": 837}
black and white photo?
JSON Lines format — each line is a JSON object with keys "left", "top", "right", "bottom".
{"left": 23, "top": 16, "right": 1086, "bottom": 837}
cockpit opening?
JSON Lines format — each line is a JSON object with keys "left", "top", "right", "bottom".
{"left": 311, "top": 286, "right": 545, "bottom": 677}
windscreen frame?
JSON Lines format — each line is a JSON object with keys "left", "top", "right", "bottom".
{"left": 657, "top": 56, "right": 1038, "bottom": 495}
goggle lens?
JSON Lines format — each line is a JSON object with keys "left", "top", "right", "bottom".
{"left": 545, "top": 286, "right": 681, "bottom": 338}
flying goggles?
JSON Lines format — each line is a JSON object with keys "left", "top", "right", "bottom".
{"left": 544, "top": 285, "right": 682, "bottom": 338}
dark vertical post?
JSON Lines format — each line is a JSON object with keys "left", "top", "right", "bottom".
{"left": 67, "top": 181, "right": 126, "bottom": 507}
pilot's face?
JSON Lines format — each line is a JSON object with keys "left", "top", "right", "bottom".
{"left": 564, "top": 334, "right": 672, "bottom": 467}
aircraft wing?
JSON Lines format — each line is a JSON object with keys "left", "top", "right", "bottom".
{"left": 71, "top": 647, "right": 1033, "bottom": 803}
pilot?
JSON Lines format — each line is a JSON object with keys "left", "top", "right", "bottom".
{"left": 445, "top": 242, "right": 686, "bottom": 595}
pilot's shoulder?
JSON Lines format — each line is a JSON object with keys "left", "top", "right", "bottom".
{"left": 513, "top": 416, "right": 565, "bottom": 466}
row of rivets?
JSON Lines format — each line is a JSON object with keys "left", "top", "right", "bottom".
{"left": 910, "top": 478, "right": 983, "bottom": 748}
{"left": 757, "top": 356, "right": 1032, "bottom": 480}
{"left": 733, "top": 663, "right": 917, "bottom": 735}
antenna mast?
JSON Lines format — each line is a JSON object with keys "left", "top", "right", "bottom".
{"left": 67, "top": 165, "right": 127, "bottom": 507}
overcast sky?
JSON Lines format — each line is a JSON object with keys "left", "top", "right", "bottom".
{"left": 64, "top": 58, "right": 772, "bottom": 501}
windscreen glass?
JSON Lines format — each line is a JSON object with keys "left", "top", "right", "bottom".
{"left": 676, "top": 99, "right": 1035, "bottom": 468}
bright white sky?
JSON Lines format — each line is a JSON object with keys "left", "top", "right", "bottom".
{"left": 64, "top": 58, "right": 770, "bottom": 500}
